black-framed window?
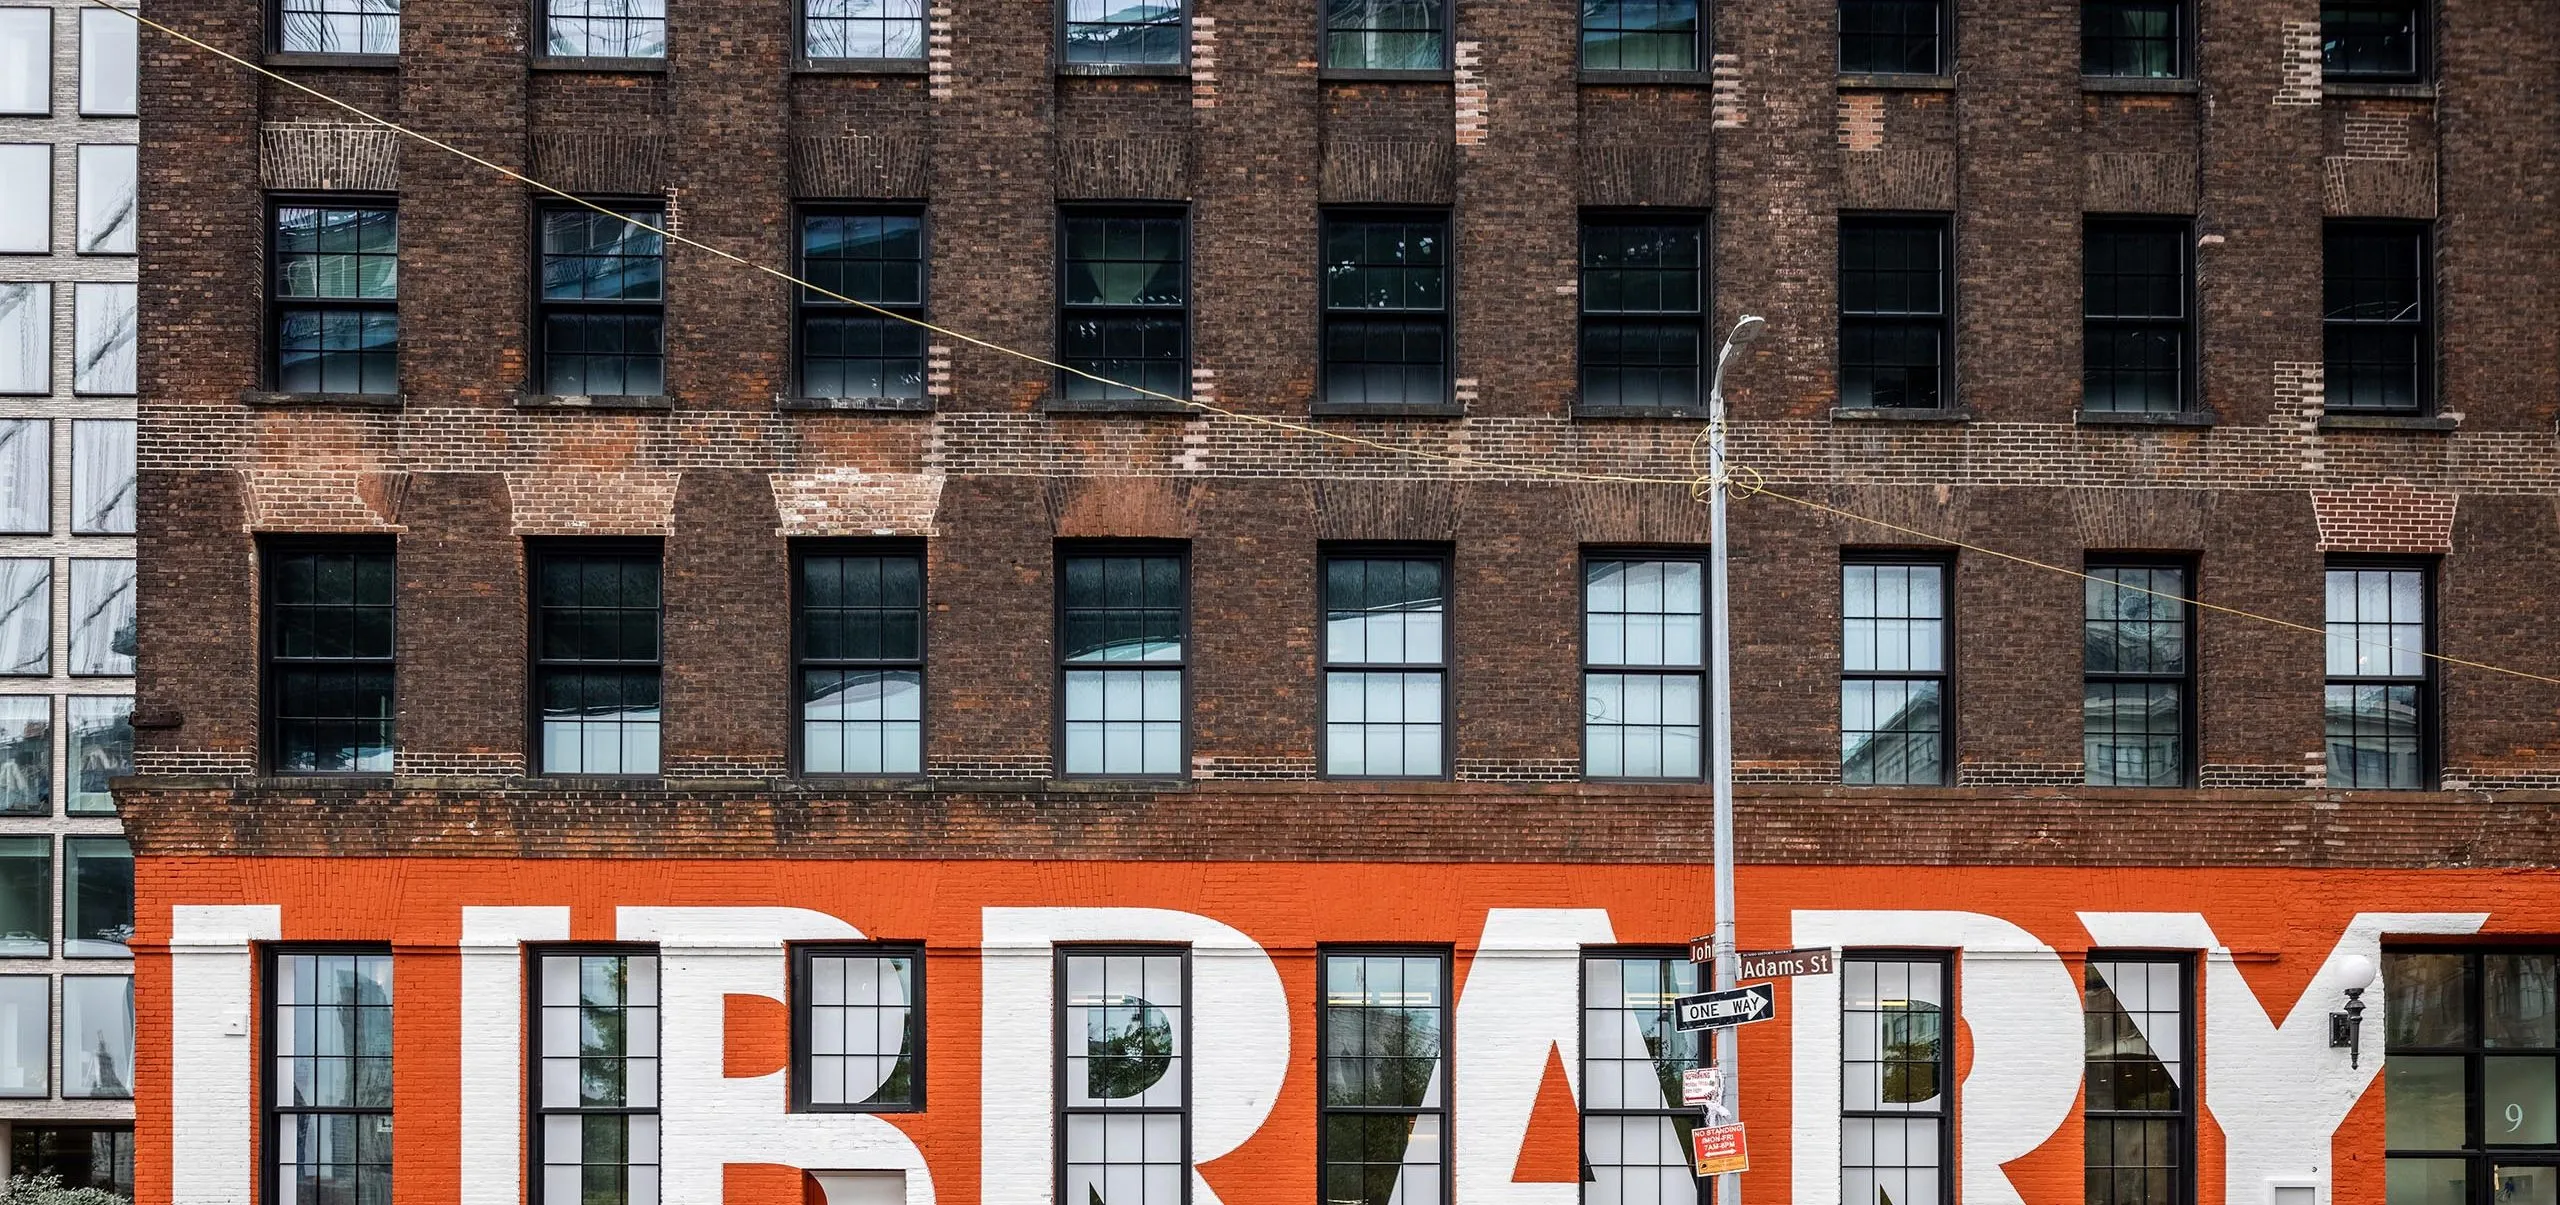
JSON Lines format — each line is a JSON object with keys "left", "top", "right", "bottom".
{"left": 1062, "top": 0, "right": 1184, "bottom": 66}
{"left": 1059, "top": 548, "right": 1187, "bottom": 778}
{"left": 542, "top": 0, "right": 665, "bottom": 58}
{"left": 532, "top": 544, "right": 662, "bottom": 777}
{"left": 1059, "top": 947, "right": 1188, "bottom": 1205}
{"left": 0, "top": 976, "right": 46, "bottom": 1098}
{"left": 2385, "top": 949, "right": 2560, "bottom": 1204}
{"left": 1585, "top": 555, "right": 1705, "bottom": 781}
{"left": 271, "top": 201, "right": 398, "bottom": 396}
{"left": 264, "top": 542, "right": 396, "bottom": 775}
{"left": 2323, "top": 222, "right": 2430, "bottom": 414}
{"left": 1322, "top": 553, "right": 1447, "bottom": 779}
{"left": 0, "top": 836, "right": 46, "bottom": 957}
{"left": 2322, "top": 0, "right": 2422, "bottom": 81}
{"left": 792, "top": 945, "right": 922, "bottom": 1112}
{"left": 1325, "top": 0, "right": 1446, "bottom": 71}
{"left": 60, "top": 975, "right": 130, "bottom": 1098}
{"left": 1322, "top": 210, "right": 1450, "bottom": 410}
{"left": 274, "top": 0, "right": 400, "bottom": 55}
{"left": 63, "top": 835, "right": 128, "bottom": 959}
{"left": 8, "top": 1126, "right": 132, "bottom": 1196}
{"left": 794, "top": 545, "right": 924, "bottom": 776}
{"left": 2325, "top": 560, "right": 2432, "bottom": 790}
{"left": 1580, "top": 216, "right": 1706, "bottom": 411}
{"left": 798, "top": 207, "right": 926, "bottom": 402}
{"left": 2083, "top": 562, "right": 2193, "bottom": 787}
{"left": 532, "top": 948, "right": 659, "bottom": 1205}
{"left": 537, "top": 203, "right": 665, "bottom": 398}
{"left": 1840, "top": 0, "right": 1944, "bottom": 74}
{"left": 1842, "top": 952, "right": 1952, "bottom": 1205}
{"left": 2082, "top": 1, "right": 2183, "bottom": 78}
{"left": 1320, "top": 950, "right": 1449, "bottom": 1205}
{"left": 804, "top": 0, "right": 925, "bottom": 60}
{"left": 1582, "top": 952, "right": 1706, "bottom": 1205}
{"left": 0, "top": 697, "right": 47, "bottom": 816}
{"left": 1839, "top": 216, "right": 1949, "bottom": 410}
{"left": 267, "top": 949, "right": 393, "bottom": 1205}
{"left": 1580, "top": 0, "right": 1700, "bottom": 71}
{"left": 1059, "top": 208, "right": 1189, "bottom": 405}
{"left": 1841, "top": 558, "right": 1949, "bottom": 786}
{"left": 2085, "top": 956, "right": 2192, "bottom": 1205}
{"left": 2083, "top": 219, "right": 2191, "bottom": 414}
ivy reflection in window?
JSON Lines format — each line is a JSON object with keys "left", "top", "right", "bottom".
{"left": 1060, "top": 950, "right": 1187, "bottom": 1205}
{"left": 1321, "top": 952, "right": 1448, "bottom": 1205}
{"left": 1842, "top": 954, "right": 1948, "bottom": 1205}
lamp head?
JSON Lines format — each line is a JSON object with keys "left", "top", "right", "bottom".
{"left": 1728, "top": 314, "right": 1768, "bottom": 348}
{"left": 2337, "top": 953, "right": 2379, "bottom": 992}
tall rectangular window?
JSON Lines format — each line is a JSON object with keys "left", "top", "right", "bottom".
{"left": 1323, "top": 553, "right": 1447, "bottom": 779}
{"left": 795, "top": 546, "right": 924, "bottom": 777}
{"left": 2082, "top": 0, "right": 2183, "bottom": 77}
{"left": 0, "top": 559, "right": 49, "bottom": 675}
{"left": 2085, "top": 957, "right": 2190, "bottom": 1205}
{"left": 1059, "top": 948, "right": 1187, "bottom": 1205}
{"left": 793, "top": 947, "right": 921, "bottom": 1111}
{"left": 1582, "top": 953, "right": 1705, "bottom": 1205}
{"left": 70, "top": 420, "right": 133, "bottom": 535}
{"left": 73, "top": 282, "right": 136, "bottom": 396}
{"left": 1320, "top": 951, "right": 1448, "bottom": 1205}
{"left": 805, "top": 0, "right": 924, "bottom": 59}
{"left": 1581, "top": 0, "right": 1701, "bottom": 71}
{"left": 1325, "top": 0, "right": 1446, "bottom": 71}
{"left": 1059, "top": 548, "right": 1186, "bottom": 778}
{"left": 0, "top": 837, "right": 46, "bottom": 956}
{"left": 277, "top": 0, "right": 402, "bottom": 55}
{"left": 67, "top": 558, "right": 134, "bottom": 677}
{"left": 0, "top": 9, "right": 49, "bottom": 116}
{"left": 264, "top": 543, "right": 396, "bottom": 775}
{"left": 1580, "top": 216, "right": 1706, "bottom": 411}
{"left": 2083, "top": 219, "right": 2191, "bottom": 414}
{"left": 2383, "top": 950, "right": 2560, "bottom": 1204}
{"left": 2325, "top": 561, "right": 2431, "bottom": 790}
{"left": 273, "top": 202, "right": 399, "bottom": 396}
{"left": 1321, "top": 210, "right": 1450, "bottom": 409}
{"left": 538, "top": 204, "right": 665, "bottom": 398}
{"left": 543, "top": 0, "right": 666, "bottom": 58}
{"left": 60, "top": 976, "right": 131, "bottom": 1099}
{"left": 798, "top": 208, "right": 926, "bottom": 402}
{"left": 1839, "top": 216, "right": 1949, "bottom": 410}
{"left": 1841, "top": 559, "right": 1949, "bottom": 786}
{"left": 269, "top": 950, "right": 393, "bottom": 1205}
{"left": 0, "top": 696, "right": 47, "bottom": 815}
{"left": 63, "top": 836, "right": 129, "bottom": 958}
{"left": 2322, "top": 0, "right": 2421, "bottom": 80}
{"left": 0, "top": 144, "right": 49, "bottom": 254}
{"left": 1840, "top": 0, "right": 1944, "bottom": 74}
{"left": 533, "top": 545, "right": 662, "bottom": 776}
{"left": 77, "top": 9, "right": 136, "bottom": 116}
{"left": 2323, "top": 222, "right": 2429, "bottom": 414}
{"left": 1059, "top": 208, "right": 1188, "bottom": 404}
{"left": 1061, "top": 0, "right": 1184, "bottom": 66}
{"left": 0, "top": 284, "right": 48, "bottom": 394}
{"left": 67, "top": 696, "right": 129, "bottom": 816}
{"left": 1842, "top": 953, "right": 1950, "bottom": 1205}
{"left": 2084, "top": 562, "right": 2192, "bottom": 787}
{"left": 534, "top": 950, "right": 659, "bottom": 1205}
{"left": 0, "top": 976, "right": 45, "bottom": 1097}
{"left": 1585, "top": 556, "right": 1705, "bottom": 781}
{"left": 0, "top": 420, "right": 41, "bottom": 527}
{"left": 74, "top": 145, "right": 134, "bottom": 256}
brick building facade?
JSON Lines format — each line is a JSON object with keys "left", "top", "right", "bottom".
{"left": 117, "top": 0, "right": 2560, "bottom": 1202}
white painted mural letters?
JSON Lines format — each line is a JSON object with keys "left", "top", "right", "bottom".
{"left": 1453, "top": 909, "right": 1618, "bottom": 1205}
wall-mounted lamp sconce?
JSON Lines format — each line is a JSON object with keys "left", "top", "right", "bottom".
{"left": 2330, "top": 953, "right": 2379, "bottom": 1068}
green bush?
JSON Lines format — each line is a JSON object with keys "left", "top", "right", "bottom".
{"left": 0, "top": 1171, "right": 126, "bottom": 1205}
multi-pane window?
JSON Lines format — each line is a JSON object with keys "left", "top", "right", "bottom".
{"left": 1584, "top": 556, "right": 1705, "bottom": 781}
{"left": 538, "top": 204, "right": 665, "bottom": 398}
{"left": 71, "top": 419, "right": 135, "bottom": 535}
{"left": 73, "top": 282, "right": 136, "bottom": 396}
{"left": 67, "top": 697, "right": 130, "bottom": 816}
{"left": 0, "top": 698, "right": 43, "bottom": 815}
{"left": 277, "top": 0, "right": 401, "bottom": 55}
{"left": 0, "top": 144, "right": 44, "bottom": 253}
{"left": 1839, "top": 216, "right": 1950, "bottom": 410}
{"left": 2085, "top": 957, "right": 2190, "bottom": 1205}
{"left": 804, "top": 0, "right": 924, "bottom": 60}
{"left": 2082, "top": 0, "right": 2183, "bottom": 78}
{"left": 798, "top": 209, "right": 926, "bottom": 402}
{"left": 10, "top": 1126, "right": 133, "bottom": 1196}
{"left": 1061, "top": 0, "right": 1184, "bottom": 66}
{"left": 67, "top": 559, "right": 134, "bottom": 677}
{"left": 1322, "top": 211, "right": 1450, "bottom": 409}
{"left": 1325, "top": 0, "right": 1445, "bottom": 71}
{"left": 77, "top": 8, "right": 136, "bottom": 117}
{"left": 2384, "top": 950, "right": 2560, "bottom": 1205}
{"left": 795, "top": 547, "right": 924, "bottom": 776}
{"left": 0, "top": 975, "right": 43, "bottom": 1097}
{"left": 1058, "top": 549, "right": 1186, "bottom": 777}
{"left": 1581, "top": 0, "right": 1701, "bottom": 71}
{"left": 270, "top": 950, "right": 393, "bottom": 1205}
{"left": 1580, "top": 217, "right": 1705, "bottom": 410}
{"left": 2325, "top": 562, "right": 2430, "bottom": 790}
{"left": 63, "top": 836, "right": 129, "bottom": 958}
{"left": 60, "top": 976, "right": 131, "bottom": 1099}
{"left": 2323, "top": 0, "right": 2421, "bottom": 80}
{"left": 1059, "top": 209, "right": 1188, "bottom": 404}
{"left": 0, "top": 837, "right": 46, "bottom": 956}
{"left": 794, "top": 947, "right": 921, "bottom": 1111}
{"left": 1060, "top": 949, "right": 1187, "bottom": 1205}
{"left": 1320, "top": 951, "right": 1448, "bottom": 1205}
{"left": 0, "top": 285, "right": 48, "bottom": 394}
{"left": 2084, "top": 563, "right": 2192, "bottom": 787}
{"left": 1841, "top": 560, "right": 1949, "bottom": 786}
{"left": 2083, "top": 220, "right": 2190, "bottom": 414}
{"left": 1840, "top": 0, "right": 1944, "bottom": 74}
{"left": 265, "top": 543, "right": 396, "bottom": 775}
{"left": 1323, "top": 554, "right": 1447, "bottom": 779}
{"left": 0, "top": 421, "right": 41, "bottom": 524}
{"left": 272, "top": 203, "right": 399, "bottom": 396}
{"left": 543, "top": 0, "right": 666, "bottom": 58}
{"left": 1842, "top": 953, "right": 1950, "bottom": 1205}
{"left": 0, "top": 559, "right": 48, "bottom": 675}
{"left": 75, "top": 145, "right": 135, "bottom": 256}
{"left": 1582, "top": 953, "right": 1705, "bottom": 1205}
{"left": 2324, "top": 222, "right": 2430, "bottom": 414}
{"left": 533, "top": 546, "right": 663, "bottom": 776}
{"left": 0, "top": 9, "right": 48, "bottom": 116}
{"left": 534, "top": 951, "right": 660, "bottom": 1205}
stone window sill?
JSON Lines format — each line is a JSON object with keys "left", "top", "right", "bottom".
{"left": 1057, "top": 62, "right": 1189, "bottom": 79}
{"left": 1321, "top": 68, "right": 1452, "bottom": 83}
{"left": 778, "top": 395, "right": 934, "bottom": 413}
{"left": 795, "top": 58, "right": 929, "bottom": 75}
{"left": 515, "top": 393, "right": 672, "bottom": 410}
{"left": 2075, "top": 407, "right": 2216, "bottom": 427}
{"left": 244, "top": 390, "right": 405, "bottom": 408}
{"left": 530, "top": 55, "right": 667, "bottom": 73}
{"left": 1309, "top": 401, "right": 1467, "bottom": 419}
{"left": 1580, "top": 69, "right": 1713, "bottom": 86}
{"left": 2322, "top": 79, "right": 2435, "bottom": 100}
{"left": 1836, "top": 72, "right": 1956, "bottom": 91}
{"left": 1041, "top": 397, "right": 1197, "bottom": 416}
{"left": 1830, "top": 406, "right": 1974, "bottom": 423}
{"left": 2081, "top": 76, "right": 2198, "bottom": 94}
{"left": 1573, "top": 404, "right": 1707, "bottom": 421}
{"left": 264, "top": 51, "right": 398, "bottom": 70}
{"left": 2318, "top": 411, "right": 2461, "bottom": 432}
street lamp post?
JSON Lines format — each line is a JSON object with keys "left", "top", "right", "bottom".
{"left": 1706, "top": 313, "right": 1765, "bottom": 1205}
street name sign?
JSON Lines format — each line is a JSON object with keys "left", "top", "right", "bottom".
{"left": 1690, "top": 1124, "right": 1749, "bottom": 1176}
{"left": 1733, "top": 947, "right": 1836, "bottom": 981}
{"left": 1688, "top": 935, "right": 1714, "bottom": 964}
{"left": 1673, "top": 983, "right": 1775, "bottom": 1032}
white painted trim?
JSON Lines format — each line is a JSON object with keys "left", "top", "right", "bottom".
{"left": 169, "top": 904, "right": 278, "bottom": 1205}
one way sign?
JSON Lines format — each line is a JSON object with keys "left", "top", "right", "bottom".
{"left": 1673, "top": 983, "right": 1776, "bottom": 1033}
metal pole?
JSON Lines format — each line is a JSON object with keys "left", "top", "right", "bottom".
{"left": 1706, "top": 314, "right": 1762, "bottom": 1205}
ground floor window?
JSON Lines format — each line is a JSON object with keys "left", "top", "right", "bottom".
{"left": 9, "top": 1124, "right": 133, "bottom": 1195}
{"left": 2385, "top": 949, "right": 2560, "bottom": 1205}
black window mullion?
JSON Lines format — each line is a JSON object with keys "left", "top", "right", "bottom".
{"left": 265, "top": 947, "right": 394, "bottom": 1205}
{"left": 1321, "top": 553, "right": 1449, "bottom": 780}
{"left": 1320, "top": 210, "right": 1452, "bottom": 410}
{"left": 530, "top": 545, "right": 663, "bottom": 777}
{"left": 794, "top": 546, "right": 926, "bottom": 777}
{"left": 1840, "top": 216, "right": 1950, "bottom": 411}
{"left": 1319, "top": 950, "right": 1450, "bottom": 1205}
{"left": 1058, "top": 548, "right": 1189, "bottom": 778}
{"left": 536, "top": 203, "right": 667, "bottom": 399}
